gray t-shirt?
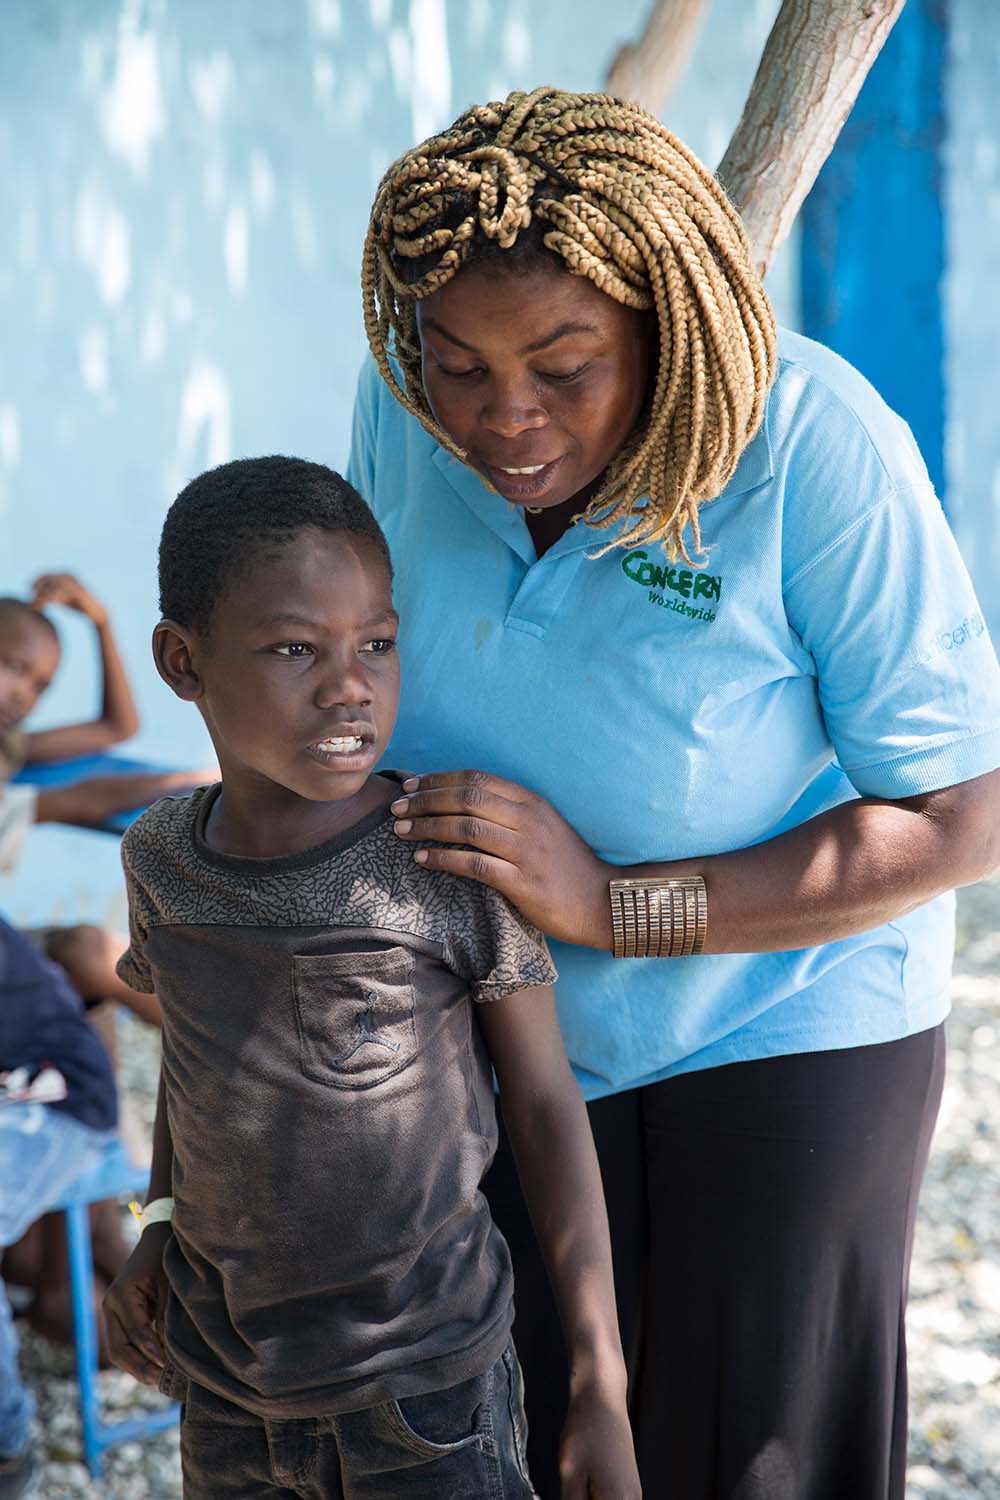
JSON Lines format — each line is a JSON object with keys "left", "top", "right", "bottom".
{"left": 117, "top": 777, "right": 555, "bottom": 1418}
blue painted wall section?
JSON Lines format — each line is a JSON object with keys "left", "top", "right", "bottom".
{"left": 801, "top": 0, "right": 947, "bottom": 505}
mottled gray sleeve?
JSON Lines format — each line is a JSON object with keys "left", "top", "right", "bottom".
{"left": 115, "top": 826, "right": 157, "bottom": 994}
{"left": 444, "top": 879, "right": 556, "bottom": 1003}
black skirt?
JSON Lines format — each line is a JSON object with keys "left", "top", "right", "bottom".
{"left": 483, "top": 1024, "right": 945, "bottom": 1500}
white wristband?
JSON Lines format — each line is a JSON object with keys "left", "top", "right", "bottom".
{"left": 136, "top": 1197, "right": 174, "bottom": 1234}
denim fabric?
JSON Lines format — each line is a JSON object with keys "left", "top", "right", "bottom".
{"left": 179, "top": 1343, "right": 536, "bottom": 1499}
{"left": 0, "top": 1102, "right": 113, "bottom": 1458}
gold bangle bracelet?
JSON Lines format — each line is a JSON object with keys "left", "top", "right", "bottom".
{"left": 608, "top": 876, "right": 707, "bottom": 959}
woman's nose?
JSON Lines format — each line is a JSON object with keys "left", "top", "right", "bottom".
{"left": 480, "top": 380, "right": 548, "bottom": 439}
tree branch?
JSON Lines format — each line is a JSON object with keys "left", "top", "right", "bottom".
{"left": 605, "top": 0, "right": 710, "bottom": 117}
{"left": 717, "top": 0, "right": 906, "bottom": 277}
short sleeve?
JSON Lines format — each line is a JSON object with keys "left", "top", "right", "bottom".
{"left": 784, "top": 480, "right": 1000, "bottom": 798}
{"left": 0, "top": 785, "right": 36, "bottom": 872}
{"left": 115, "top": 832, "right": 156, "bottom": 994}
{"left": 346, "top": 356, "right": 381, "bottom": 502}
{"left": 443, "top": 879, "right": 557, "bottom": 1003}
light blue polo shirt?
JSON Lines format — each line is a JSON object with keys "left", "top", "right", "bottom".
{"left": 347, "top": 330, "right": 1000, "bottom": 1100}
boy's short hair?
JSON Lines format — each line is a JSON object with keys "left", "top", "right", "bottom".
{"left": 0, "top": 597, "right": 60, "bottom": 645}
{"left": 159, "top": 457, "right": 392, "bottom": 634}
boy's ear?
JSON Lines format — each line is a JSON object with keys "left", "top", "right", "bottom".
{"left": 153, "top": 620, "right": 204, "bottom": 701}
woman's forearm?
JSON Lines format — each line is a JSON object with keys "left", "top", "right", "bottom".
{"left": 606, "top": 771, "right": 1000, "bottom": 956}
{"left": 389, "top": 765, "right": 1000, "bottom": 953}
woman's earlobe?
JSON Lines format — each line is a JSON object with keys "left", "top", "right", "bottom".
{"left": 153, "top": 620, "right": 203, "bottom": 701}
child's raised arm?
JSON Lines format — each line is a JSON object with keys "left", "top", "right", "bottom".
{"left": 478, "top": 984, "right": 642, "bottom": 1500}
{"left": 22, "top": 573, "right": 139, "bottom": 763}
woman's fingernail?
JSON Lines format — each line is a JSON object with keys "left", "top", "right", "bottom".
{"left": 402, "top": 777, "right": 420, "bottom": 791}
{"left": 413, "top": 849, "right": 428, "bottom": 864}
{"left": 394, "top": 819, "right": 412, "bottom": 834}
{"left": 390, "top": 798, "right": 408, "bottom": 813}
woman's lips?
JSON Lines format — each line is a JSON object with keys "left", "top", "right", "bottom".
{"left": 481, "top": 456, "right": 565, "bottom": 502}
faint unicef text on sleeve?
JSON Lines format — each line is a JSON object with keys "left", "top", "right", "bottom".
{"left": 917, "top": 612, "right": 987, "bottom": 666}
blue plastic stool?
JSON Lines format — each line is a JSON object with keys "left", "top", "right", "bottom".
{"left": 52, "top": 1138, "right": 180, "bottom": 1476}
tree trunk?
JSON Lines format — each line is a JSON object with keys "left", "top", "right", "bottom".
{"left": 717, "top": 0, "right": 906, "bottom": 277}
{"left": 605, "top": 0, "right": 710, "bottom": 116}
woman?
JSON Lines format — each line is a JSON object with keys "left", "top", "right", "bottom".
{"left": 349, "top": 88, "right": 1000, "bottom": 1499}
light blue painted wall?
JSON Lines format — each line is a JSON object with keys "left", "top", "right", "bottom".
{"left": 1, "top": 0, "right": 793, "bottom": 927}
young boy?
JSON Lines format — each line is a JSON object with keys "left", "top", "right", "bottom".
{"left": 103, "top": 457, "right": 640, "bottom": 1500}
{"left": 0, "top": 576, "right": 210, "bottom": 1347}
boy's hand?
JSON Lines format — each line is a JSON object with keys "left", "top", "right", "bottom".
{"left": 559, "top": 1384, "right": 642, "bottom": 1499}
{"left": 30, "top": 572, "right": 108, "bottom": 627}
{"left": 103, "top": 1224, "right": 171, "bottom": 1387}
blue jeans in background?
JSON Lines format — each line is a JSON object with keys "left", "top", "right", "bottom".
{"left": 0, "top": 1102, "right": 113, "bottom": 1459}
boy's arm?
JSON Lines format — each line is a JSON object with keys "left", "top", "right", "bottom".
{"left": 35, "top": 768, "right": 214, "bottom": 829}
{"left": 23, "top": 573, "right": 140, "bottom": 763}
{"left": 104, "top": 1068, "right": 174, "bottom": 1386}
{"left": 478, "top": 984, "right": 641, "bottom": 1500}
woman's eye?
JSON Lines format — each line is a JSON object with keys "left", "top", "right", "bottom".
{"left": 540, "top": 364, "right": 591, "bottom": 384}
{"left": 435, "top": 361, "right": 484, "bottom": 380}
{"left": 361, "top": 638, "right": 397, "bottom": 655}
{"left": 273, "top": 642, "right": 314, "bottom": 658}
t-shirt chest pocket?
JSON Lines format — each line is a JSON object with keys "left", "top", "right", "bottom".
{"left": 291, "top": 947, "right": 417, "bottom": 1090}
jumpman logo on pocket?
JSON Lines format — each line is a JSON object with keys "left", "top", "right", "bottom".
{"left": 330, "top": 993, "right": 402, "bottom": 1064}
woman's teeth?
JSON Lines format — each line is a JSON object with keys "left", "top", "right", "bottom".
{"left": 499, "top": 464, "right": 546, "bottom": 475}
{"left": 315, "top": 736, "right": 363, "bottom": 753}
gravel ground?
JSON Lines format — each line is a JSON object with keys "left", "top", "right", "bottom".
{"left": 18, "top": 877, "right": 1000, "bottom": 1499}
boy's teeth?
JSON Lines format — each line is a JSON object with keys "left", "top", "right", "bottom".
{"left": 500, "top": 464, "right": 545, "bottom": 475}
{"left": 316, "top": 736, "right": 363, "bottom": 752}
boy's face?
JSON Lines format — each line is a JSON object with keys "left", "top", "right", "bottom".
{"left": 0, "top": 612, "right": 60, "bottom": 733}
{"left": 175, "top": 529, "right": 399, "bottom": 807}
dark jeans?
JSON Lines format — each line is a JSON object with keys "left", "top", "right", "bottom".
{"left": 179, "top": 1343, "right": 535, "bottom": 1499}
{"left": 485, "top": 1026, "right": 946, "bottom": 1500}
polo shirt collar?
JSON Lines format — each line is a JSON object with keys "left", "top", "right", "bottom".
{"left": 432, "top": 447, "right": 537, "bottom": 564}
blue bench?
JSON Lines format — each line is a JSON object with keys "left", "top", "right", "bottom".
{"left": 52, "top": 1139, "right": 180, "bottom": 1477}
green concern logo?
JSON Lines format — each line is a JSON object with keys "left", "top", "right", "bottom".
{"left": 621, "top": 550, "right": 721, "bottom": 624}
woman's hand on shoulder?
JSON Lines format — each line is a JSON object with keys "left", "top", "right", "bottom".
{"left": 390, "top": 770, "right": 613, "bottom": 948}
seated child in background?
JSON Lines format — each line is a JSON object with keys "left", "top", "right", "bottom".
{"left": 104, "top": 458, "right": 640, "bottom": 1500}
{"left": 0, "top": 917, "right": 119, "bottom": 1500}
{"left": 1, "top": 574, "right": 210, "bottom": 1019}
{"left": 0, "top": 574, "right": 209, "bottom": 1345}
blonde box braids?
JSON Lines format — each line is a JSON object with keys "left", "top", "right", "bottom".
{"left": 362, "top": 86, "right": 777, "bottom": 562}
